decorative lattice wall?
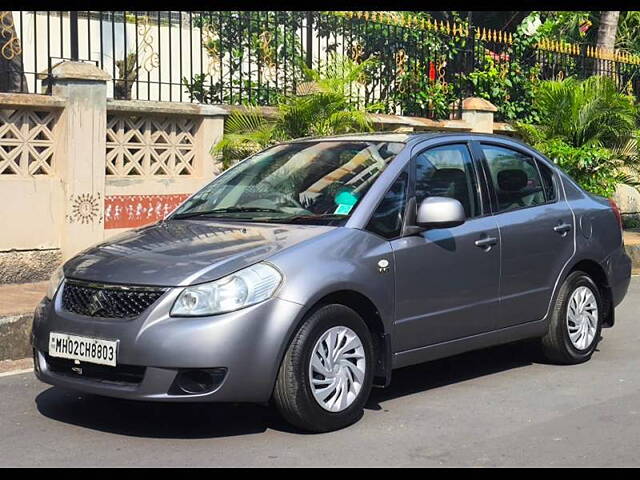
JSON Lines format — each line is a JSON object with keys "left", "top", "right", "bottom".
{"left": 0, "top": 109, "right": 58, "bottom": 175}
{"left": 105, "top": 114, "right": 198, "bottom": 177}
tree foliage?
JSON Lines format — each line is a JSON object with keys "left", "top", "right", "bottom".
{"left": 522, "top": 10, "right": 640, "bottom": 57}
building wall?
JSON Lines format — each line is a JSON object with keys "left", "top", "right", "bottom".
{"left": 0, "top": 96, "right": 65, "bottom": 253}
{"left": 0, "top": 74, "right": 227, "bottom": 281}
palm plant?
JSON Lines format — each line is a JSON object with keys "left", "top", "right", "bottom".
{"left": 516, "top": 75, "right": 640, "bottom": 197}
{"left": 616, "top": 11, "right": 640, "bottom": 56}
{"left": 214, "top": 107, "right": 277, "bottom": 165}
{"left": 526, "top": 75, "right": 637, "bottom": 148}
{"left": 213, "top": 55, "right": 376, "bottom": 169}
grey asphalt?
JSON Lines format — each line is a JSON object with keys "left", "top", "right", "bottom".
{"left": 1, "top": 278, "right": 639, "bottom": 467}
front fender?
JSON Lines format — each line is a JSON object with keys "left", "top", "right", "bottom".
{"left": 271, "top": 228, "right": 395, "bottom": 333}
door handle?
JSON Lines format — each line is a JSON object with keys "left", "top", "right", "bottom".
{"left": 553, "top": 223, "right": 572, "bottom": 235}
{"left": 475, "top": 236, "right": 498, "bottom": 250}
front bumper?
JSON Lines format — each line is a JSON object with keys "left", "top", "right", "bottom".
{"left": 32, "top": 284, "right": 304, "bottom": 403}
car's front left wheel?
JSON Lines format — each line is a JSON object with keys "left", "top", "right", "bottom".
{"left": 272, "top": 304, "right": 374, "bottom": 432}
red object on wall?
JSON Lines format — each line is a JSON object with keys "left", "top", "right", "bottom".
{"left": 104, "top": 194, "right": 190, "bottom": 229}
{"left": 428, "top": 62, "right": 436, "bottom": 82}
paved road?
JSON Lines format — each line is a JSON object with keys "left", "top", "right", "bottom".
{"left": 1, "top": 278, "right": 639, "bottom": 467}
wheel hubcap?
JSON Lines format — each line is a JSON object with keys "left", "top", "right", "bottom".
{"left": 308, "top": 326, "right": 366, "bottom": 412}
{"left": 566, "top": 285, "right": 598, "bottom": 350}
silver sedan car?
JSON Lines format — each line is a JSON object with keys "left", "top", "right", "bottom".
{"left": 33, "top": 133, "right": 632, "bottom": 432}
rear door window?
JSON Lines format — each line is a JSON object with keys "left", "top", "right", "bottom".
{"left": 481, "top": 145, "right": 547, "bottom": 213}
{"left": 537, "top": 159, "right": 557, "bottom": 202}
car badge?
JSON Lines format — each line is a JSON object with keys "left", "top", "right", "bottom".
{"left": 88, "top": 292, "right": 105, "bottom": 316}
{"left": 377, "top": 259, "right": 390, "bottom": 273}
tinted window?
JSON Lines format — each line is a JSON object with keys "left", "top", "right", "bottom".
{"left": 414, "top": 144, "right": 480, "bottom": 218}
{"left": 482, "top": 145, "right": 546, "bottom": 213}
{"left": 367, "top": 172, "right": 408, "bottom": 239}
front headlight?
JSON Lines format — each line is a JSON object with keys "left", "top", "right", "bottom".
{"left": 46, "top": 265, "right": 65, "bottom": 300}
{"left": 171, "top": 263, "right": 283, "bottom": 316}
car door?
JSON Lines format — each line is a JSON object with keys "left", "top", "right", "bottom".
{"left": 390, "top": 142, "right": 501, "bottom": 352}
{"left": 475, "top": 141, "right": 575, "bottom": 329}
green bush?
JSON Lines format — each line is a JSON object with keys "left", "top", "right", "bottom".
{"left": 532, "top": 139, "right": 622, "bottom": 197}
{"left": 532, "top": 76, "right": 638, "bottom": 148}
{"left": 623, "top": 216, "right": 640, "bottom": 229}
{"left": 517, "top": 76, "right": 640, "bottom": 197}
{"left": 462, "top": 21, "right": 543, "bottom": 124}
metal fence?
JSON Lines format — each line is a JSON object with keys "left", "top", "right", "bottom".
{"left": 2, "top": 10, "right": 640, "bottom": 121}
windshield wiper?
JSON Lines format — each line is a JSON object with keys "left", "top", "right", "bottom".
{"left": 275, "top": 213, "right": 348, "bottom": 224}
{"left": 172, "top": 207, "right": 286, "bottom": 220}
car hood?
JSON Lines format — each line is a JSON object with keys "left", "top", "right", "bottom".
{"left": 63, "top": 220, "right": 335, "bottom": 287}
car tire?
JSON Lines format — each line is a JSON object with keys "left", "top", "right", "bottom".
{"left": 272, "top": 304, "right": 375, "bottom": 433}
{"left": 540, "top": 271, "right": 603, "bottom": 365}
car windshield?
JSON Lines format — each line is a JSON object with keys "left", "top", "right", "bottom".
{"left": 171, "top": 140, "right": 405, "bottom": 225}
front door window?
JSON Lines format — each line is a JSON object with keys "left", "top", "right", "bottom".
{"left": 414, "top": 144, "right": 481, "bottom": 218}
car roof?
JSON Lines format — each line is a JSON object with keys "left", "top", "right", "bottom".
{"left": 287, "top": 132, "right": 414, "bottom": 144}
{"left": 286, "top": 131, "right": 522, "bottom": 147}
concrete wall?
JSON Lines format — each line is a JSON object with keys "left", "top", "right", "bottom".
{"left": 1, "top": 176, "right": 64, "bottom": 251}
{"left": 0, "top": 62, "right": 228, "bottom": 281}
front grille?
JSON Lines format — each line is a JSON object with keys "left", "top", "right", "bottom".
{"left": 44, "top": 353, "right": 146, "bottom": 386}
{"left": 61, "top": 280, "right": 166, "bottom": 319}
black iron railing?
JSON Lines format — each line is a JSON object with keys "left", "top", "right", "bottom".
{"left": 2, "top": 10, "right": 640, "bottom": 122}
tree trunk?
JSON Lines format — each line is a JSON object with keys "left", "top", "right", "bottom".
{"left": 114, "top": 53, "right": 139, "bottom": 100}
{"left": 0, "top": 11, "right": 27, "bottom": 93}
{"left": 596, "top": 11, "right": 620, "bottom": 50}
{"left": 594, "top": 11, "right": 620, "bottom": 77}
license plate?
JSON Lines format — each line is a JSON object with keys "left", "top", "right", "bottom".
{"left": 48, "top": 332, "right": 118, "bottom": 367}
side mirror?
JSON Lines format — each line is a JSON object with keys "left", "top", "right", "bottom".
{"left": 416, "top": 196, "right": 466, "bottom": 229}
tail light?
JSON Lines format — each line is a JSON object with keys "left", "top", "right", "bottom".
{"left": 608, "top": 198, "right": 623, "bottom": 232}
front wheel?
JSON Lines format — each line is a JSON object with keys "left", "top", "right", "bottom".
{"left": 540, "top": 271, "right": 603, "bottom": 364}
{"left": 272, "top": 304, "right": 374, "bottom": 432}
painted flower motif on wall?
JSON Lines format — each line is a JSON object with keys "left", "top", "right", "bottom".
{"left": 67, "top": 193, "right": 102, "bottom": 225}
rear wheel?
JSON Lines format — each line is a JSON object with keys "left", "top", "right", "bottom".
{"left": 540, "top": 271, "right": 603, "bottom": 364}
{"left": 273, "top": 304, "right": 374, "bottom": 432}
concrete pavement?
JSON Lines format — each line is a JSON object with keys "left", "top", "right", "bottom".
{"left": 0, "top": 277, "right": 639, "bottom": 467}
